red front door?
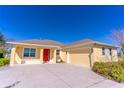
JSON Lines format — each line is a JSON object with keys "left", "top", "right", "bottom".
{"left": 43, "top": 49, "right": 50, "bottom": 62}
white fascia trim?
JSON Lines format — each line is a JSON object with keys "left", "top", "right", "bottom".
{"left": 94, "top": 41, "right": 119, "bottom": 48}
{"left": 7, "top": 42, "right": 61, "bottom": 49}
{"left": 63, "top": 41, "right": 118, "bottom": 49}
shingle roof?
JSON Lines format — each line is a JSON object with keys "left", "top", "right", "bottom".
{"left": 16, "top": 39, "right": 66, "bottom": 46}
{"left": 7, "top": 39, "right": 118, "bottom": 48}
{"left": 64, "top": 39, "right": 95, "bottom": 47}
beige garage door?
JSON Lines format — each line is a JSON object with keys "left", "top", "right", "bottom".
{"left": 69, "top": 50, "right": 90, "bottom": 67}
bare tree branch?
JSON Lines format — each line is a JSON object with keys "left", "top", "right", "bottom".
{"left": 110, "top": 28, "right": 124, "bottom": 59}
{"left": 110, "top": 28, "right": 124, "bottom": 46}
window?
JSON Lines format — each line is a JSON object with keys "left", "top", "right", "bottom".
{"left": 24, "top": 48, "right": 30, "bottom": 57}
{"left": 56, "top": 50, "right": 60, "bottom": 55}
{"left": 66, "top": 51, "right": 67, "bottom": 55}
{"left": 24, "top": 48, "right": 36, "bottom": 57}
{"left": 102, "top": 47, "right": 105, "bottom": 55}
{"left": 109, "top": 48, "right": 112, "bottom": 56}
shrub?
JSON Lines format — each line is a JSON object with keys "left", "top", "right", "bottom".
{"left": 92, "top": 62, "right": 124, "bottom": 82}
{"left": 92, "top": 62, "right": 111, "bottom": 78}
{"left": 119, "top": 60, "right": 124, "bottom": 68}
{"left": 110, "top": 65, "right": 124, "bottom": 82}
{"left": 0, "top": 58, "right": 10, "bottom": 67}
{"left": 0, "top": 60, "right": 4, "bottom": 67}
{"left": 4, "top": 58, "right": 10, "bottom": 65}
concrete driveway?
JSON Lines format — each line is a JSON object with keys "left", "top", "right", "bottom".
{"left": 0, "top": 64, "right": 124, "bottom": 88}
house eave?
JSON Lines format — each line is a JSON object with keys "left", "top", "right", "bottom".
{"left": 94, "top": 41, "right": 119, "bottom": 48}
{"left": 62, "top": 41, "right": 119, "bottom": 49}
{"left": 7, "top": 41, "right": 61, "bottom": 49}
{"left": 7, "top": 41, "right": 119, "bottom": 49}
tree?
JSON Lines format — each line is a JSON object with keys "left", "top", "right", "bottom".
{"left": 0, "top": 32, "right": 5, "bottom": 47}
{"left": 110, "top": 28, "right": 124, "bottom": 57}
{"left": 0, "top": 32, "right": 9, "bottom": 58}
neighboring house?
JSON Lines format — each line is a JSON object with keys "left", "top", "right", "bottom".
{"left": 7, "top": 39, "right": 118, "bottom": 67}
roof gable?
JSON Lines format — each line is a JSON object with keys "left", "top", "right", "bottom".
{"left": 64, "top": 39, "right": 95, "bottom": 47}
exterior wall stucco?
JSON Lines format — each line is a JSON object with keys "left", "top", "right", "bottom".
{"left": 60, "top": 50, "right": 67, "bottom": 62}
{"left": 93, "top": 47, "right": 118, "bottom": 62}
{"left": 10, "top": 43, "right": 118, "bottom": 66}
{"left": 11, "top": 45, "right": 57, "bottom": 65}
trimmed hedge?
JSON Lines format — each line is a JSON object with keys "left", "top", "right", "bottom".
{"left": 92, "top": 62, "right": 124, "bottom": 82}
{"left": 0, "top": 58, "right": 10, "bottom": 67}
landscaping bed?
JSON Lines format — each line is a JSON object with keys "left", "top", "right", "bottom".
{"left": 0, "top": 58, "right": 10, "bottom": 67}
{"left": 92, "top": 61, "right": 124, "bottom": 83}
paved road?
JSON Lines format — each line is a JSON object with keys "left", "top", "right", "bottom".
{"left": 0, "top": 64, "right": 124, "bottom": 88}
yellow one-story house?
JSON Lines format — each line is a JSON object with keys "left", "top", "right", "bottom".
{"left": 7, "top": 39, "right": 118, "bottom": 67}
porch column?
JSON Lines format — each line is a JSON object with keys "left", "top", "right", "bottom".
{"left": 67, "top": 52, "right": 70, "bottom": 63}
{"left": 53, "top": 50, "right": 56, "bottom": 63}
{"left": 10, "top": 46, "right": 16, "bottom": 66}
{"left": 40, "top": 48, "right": 43, "bottom": 63}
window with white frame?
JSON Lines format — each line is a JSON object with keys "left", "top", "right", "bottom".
{"left": 24, "top": 48, "right": 36, "bottom": 57}
{"left": 56, "top": 50, "right": 60, "bottom": 55}
{"left": 109, "top": 48, "right": 112, "bottom": 56}
{"left": 102, "top": 47, "right": 105, "bottom": 55}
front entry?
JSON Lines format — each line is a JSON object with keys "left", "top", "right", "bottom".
{"left": 43, "top": 49, "right": 50, "bottom": 62}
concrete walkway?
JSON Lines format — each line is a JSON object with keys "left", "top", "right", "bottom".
{"left": 0, "top": 64, "right": 124, "bottom": 88}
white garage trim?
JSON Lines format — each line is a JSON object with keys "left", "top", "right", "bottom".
{"left": 67, "top": 52, "right": 70, "bottom": 63}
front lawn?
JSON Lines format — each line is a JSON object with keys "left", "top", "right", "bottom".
{"left": 92, "top": 61, "right": 124, "bottom": 83}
